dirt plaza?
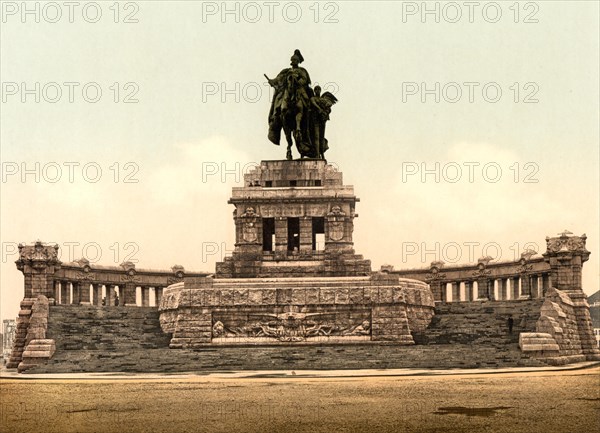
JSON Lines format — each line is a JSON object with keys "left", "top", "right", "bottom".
{"left": 1, "top": 364, "right": 599, "bottom": 433}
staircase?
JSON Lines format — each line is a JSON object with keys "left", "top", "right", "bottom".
{"left": 411, "top": 300, "right": 546, "bottom": 367}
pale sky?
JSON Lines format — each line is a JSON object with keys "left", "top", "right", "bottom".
{"left": 1, "top": 1, "right": 599, "bottom": 321}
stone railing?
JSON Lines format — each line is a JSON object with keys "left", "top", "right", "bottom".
{"left": 383, "top": 251, "right": 551, "bottom": 303}
{"left": 15, "top": 241, "right": 210, "bottom": 308}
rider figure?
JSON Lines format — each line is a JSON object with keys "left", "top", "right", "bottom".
{"left": 267, "top": 50, "right": 312, "bottom": 143}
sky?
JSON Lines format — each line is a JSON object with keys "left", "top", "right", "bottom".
{"left": 1, "top": 1, "right": 599, "bottom": 322}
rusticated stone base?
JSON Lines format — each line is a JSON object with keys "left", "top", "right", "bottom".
{"left": 159, "top": 274, "right": 434, "bottom": 349}
{"left": 519, "top": 288, "right": 600, "bottom": 363}
{"left": 18, "top": 339, "right": 56, "bottom": 373}
{"left": 5, "top": 295, "right": 56, "bottom": 372}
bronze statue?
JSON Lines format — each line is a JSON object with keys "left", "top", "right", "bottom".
{"left": 266, "top": 50, "right": 337, "bottom": 160}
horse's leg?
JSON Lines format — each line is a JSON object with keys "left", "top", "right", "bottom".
{"left": 284, "top": 127, "right": 293, "bottom": 160}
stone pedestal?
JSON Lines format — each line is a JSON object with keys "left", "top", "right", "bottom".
{"left": 542, "top": 232, "right": 600, "bottom": 360}
{"left": 217, "top": 160, "right": 371, "bottom": 278}
{"left": 159, "top": 274, "right": 434, "bottom": 349}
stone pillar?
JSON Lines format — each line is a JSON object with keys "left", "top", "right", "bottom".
{"left": 498, "top": 279, "right": 507, "bottom": 300}
{"left": 53, "top": 281, "right": 60, "bottom": 304}
{"left": 15, "top": 242, "right": 62, "bottom": 299}
{"left": 234, "top": 206, "right": 263, "bottom": 256}
{"left": 123, "top": 283, "right": 137, "bottom": 306}
{"left": 60, "top": 282, "right": 70, "bottom": 304}
{"left": 79, "top": 283, "right": 91, "bottom": 305}
{"left": 520, "top": 275, "right": 531, "bottom": 299}
{"left": 534, "top": 275, "right": 542, "bottom": 298}
{"left": 542, "top": 273, "right": 550, "bottom": 296}
{"left": 94, "top": 284, "right": 103, "bottom": 306}
{"left": 426, "top": 261, "right": 446, "bottom": 303}
{"left": 488, "top": 279, "right": 496, "bottom": 301}
{"left": 465, "top": 281, "right": 474, "bottom": 301}
{"left": 476, "top": 278, "right": 489, "bottom": 300}
{"left": 155, "top": 287, "right": 163, "bottom": 307}
{"left": 451, "top": 282, "right": 460, "bottom": 302}
{"left": 105, "top": 285, "right": 114, "bottom": 306}
{"left": 512, "top": 277, "right": 520, "bottom": 300}
{"left": 543, "top": 232, "right": 599, "bottom": 359}
{"left": 141, "top": 287, "right": 150, "bottom": 307}
{"left": 274, "top": 217, "right": 287, "bottom": 253}
{"left": 324, "top": 205, "right": 353, "bottom": 252}
{"left": 299, "top": 216, "right": 313, "bottom": 252}
{"left": 71, "top": 282, "right": 81, "bottom": 304}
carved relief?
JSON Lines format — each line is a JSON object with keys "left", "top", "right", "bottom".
{"left": 212, "top": 306, "right": 371, "bottom": 342}
{"left": 545, "top": 231, "right": 588, "bottom": 253}
{"left": 327, "top": 205, "right": 345, "bottom": 241}
{"left": 16, "top": 241, "right": 61, "bottom": 271}
{"left": 240, "top": 206, "right": 260, "bottom": 243}
{"left": 472, "top": 259, "right": 492, "bottom": 279}
{"left": 426, "top": 261, "right": 446, "bottom": 282}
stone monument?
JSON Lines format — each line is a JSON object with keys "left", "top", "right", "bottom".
{"left": 159, "top": 159, "right": 435, "bottom": 347}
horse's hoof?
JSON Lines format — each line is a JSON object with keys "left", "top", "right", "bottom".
{"left": 286, "top": 151, "right": 292, "bottom": 160}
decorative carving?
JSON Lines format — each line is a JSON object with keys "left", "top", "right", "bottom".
{"left": 472, "top": 258, "right": 492, "bottom": 279}
{"left": 16, "top": 241, "right": 61, "bottom": 271}
{"left": 426, "top": 261, "right": 446, "bottom": 282}
{"left": 171, "top": 264, "right": 185, "bottom": 279}
{"left": 327, "top": 205, "right": 345, "bottom": 242}
{"left": 240, "top": 206, "right": 260, "bottom": 243}
{"left": 75, "top": 267, "right": 95, "bottom": 281}
{"left": 520, "top": 249, "right": 537, "bottom": 261}
{"left": 121, "top": 273, "right": 140, "bottom": 283}
{"left": 212, "top": 307, "right": 371, "bottom": 342}
{"left": 545, "top": 231, "right": 588, "bottom": 254}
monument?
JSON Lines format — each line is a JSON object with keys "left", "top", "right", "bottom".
{"left": 5, "top": 50, "right": 599, "bottom": 373}
{"left": 158, "top": 50, "right": 434, "bottom": 347}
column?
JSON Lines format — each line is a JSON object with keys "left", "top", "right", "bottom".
{"left": 429, "top": 281, "right": 444, "bottom": 303}
{"left": 123, "top": 283, "right": 137, "bottom": 306}
{"left": 534, "top": 275, "right": 541, "bottom": 298}
{"left": 94, "top": 284, "right": 103, "bottom": 306}
{"left": 72, "top": 282, "right": 80, "bottom": 304}
{"left": 542, "top": 273, "right": 550, "bottom": 296}
{"left": 512, "top": 277, "right": 520, "bottom": 300}
{"left": 155, "top": 287, "right": 163, "bottom": 307}
{"left": 500, "top": 279, "right": 507, "bottom": 300}
{"left": 53, "top": 281, "right": 60, "bottom": 304}
{"left": 451, "top": 282, "right": 460, "bottom": 302}
{"left": 61, "top": 282, "right": 69, "bottom": 305}
{"left": 299, "top": 216, "right": 312, "bottom": 252}
{"left": 274, "top": 217, "right": 287, "bottom": 253}
{"left": 105, "top": 285, "right": 114, "bottom": 306}
{"left": 520, "top": 275, "right": 531, "bottom": 299}
{"left": 490, "top": 279, "right": 501, "bottom": 301}
{"left": 465, "top": 281, "right": 474, "bottom": 301}
{"left": 79, "top": 283, "right": 91, "bottom": 305}
{"left": 141, "top": 287, "right": 150, "bottom": 307}
{"left": 476, "top": 278, "right": 489, "bottom": 300}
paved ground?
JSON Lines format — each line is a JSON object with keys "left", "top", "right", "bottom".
{"left": 1, "top": 364, "right": 599, "bottom": 433}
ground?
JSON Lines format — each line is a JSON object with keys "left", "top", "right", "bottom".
{"left": 1, "top": 365, "right": 599, "bottom": 433}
